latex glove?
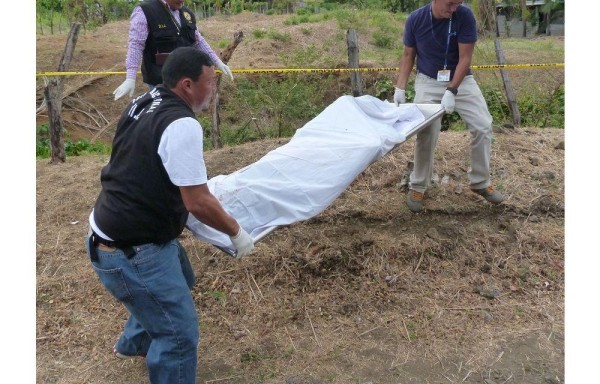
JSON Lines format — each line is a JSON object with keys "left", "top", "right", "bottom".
{"left": 441, "top": 90, "right": 455, "bottom": 114}
{"left": 214, "top": 59, "right": 234, "bottom": 81}
{"left": 113, "top": 78, "right": 136, "bottom": 101}
{"left": 229, "top": 226, "right": 254, "bottom": 259}
{"left": 393, "top": 87, "right": 406, "bottom": 107}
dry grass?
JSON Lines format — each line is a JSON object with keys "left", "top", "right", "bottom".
{"left": 36, "top": 127, "right": 564, "bottom": 383}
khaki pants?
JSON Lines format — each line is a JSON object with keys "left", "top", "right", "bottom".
{"left": 410, "top": 73, "right": 494, "bottom": 192}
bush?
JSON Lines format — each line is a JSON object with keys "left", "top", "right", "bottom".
{"left": 374, "top": 78, "right": 394, "bottom": 99}
{"left": 518, "top": 85, "right": 564, "bottom": 128}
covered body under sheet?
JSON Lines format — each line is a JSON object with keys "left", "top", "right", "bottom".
{"left": 186, "top": 95, "right": 442, "bottom": 252}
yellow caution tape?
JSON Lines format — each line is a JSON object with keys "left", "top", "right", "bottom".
{"left": 472, "top": 63, "right": 564, "bottom": 70}
{"left": 35, "top": 63, "right": 564, "bottom": 77}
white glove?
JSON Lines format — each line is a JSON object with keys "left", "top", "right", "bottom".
{"left": 393, "top": 87, "right": 406, "bottom": 107}
{"left": 229, "top": 226, "right": 254, "bottom": 259}
{"left": 441, "top": 90, "right": 455, "bottom": 114}
{"left": 112, "top": 78, "right": 136, "bottom": 101}
{"left": 214, "top": 59, "right": 234, "bottom": 81}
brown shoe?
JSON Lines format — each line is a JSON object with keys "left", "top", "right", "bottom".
{"left": 471, "top": 185, "right": 505, "bottom": 204}
{"left": 406, "top": 189, "right": 425, "bottom": 212}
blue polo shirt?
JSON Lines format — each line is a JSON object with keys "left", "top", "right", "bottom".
{"left": 403, "top": 3, "right": 477, "bottom": 80}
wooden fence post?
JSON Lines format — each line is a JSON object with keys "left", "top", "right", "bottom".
{"left": 494, "top": 38, "right": 521, "bottom": 126}
{"left": 211, "top": 31, "right": 244, "bottom": 149}
{"left": 346, "top": 29, "right": 362, "bottom": 97}
{"left": 45, "top": 22, "right": 81, "bottom": 164}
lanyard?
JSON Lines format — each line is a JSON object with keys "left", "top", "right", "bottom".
{"left": 443, "top": 18, "right": 454, "bottom": 70}
{"left": 162, "top": 2, "right": 181, "bottom": 33}
{"left": 430, "top": 6, "right": 456, "bottom": 70}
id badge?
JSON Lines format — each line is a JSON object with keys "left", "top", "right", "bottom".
{"left": 437, "top": 69, "right": 451, "bottom": 82}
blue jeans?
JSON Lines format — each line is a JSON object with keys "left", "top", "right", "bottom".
{"left": 86, "top": 235, "right": 198, "bottom": 384}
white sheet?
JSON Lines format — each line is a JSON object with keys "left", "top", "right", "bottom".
{"left": 186, "top": 95, "right": 427, "bottom": 248}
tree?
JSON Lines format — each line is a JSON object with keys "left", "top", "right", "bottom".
{"left": 540, "top": 0, "right": 563, "bottom": 36}
{"left": 520, "top": 0, "right": 527, "bottom": 37}
{"left": 473, "top": 0, "right": 496, "bottom": 35}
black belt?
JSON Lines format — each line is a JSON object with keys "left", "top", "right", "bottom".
{"left": 89, "top": 231, "right": 136, "bottom": 261}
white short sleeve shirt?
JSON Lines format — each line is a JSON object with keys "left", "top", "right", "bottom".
{"left": 157, "top": 116, "right": 208, "bottom": 187}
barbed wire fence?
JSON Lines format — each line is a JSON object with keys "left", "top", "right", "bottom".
{"left": 36, "top": 25, "right": 564, "bottom": 152}
{"left": 36, "top": 61, "right": 564, "bottom": 151}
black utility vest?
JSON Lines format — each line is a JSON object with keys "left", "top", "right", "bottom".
{"left": 93, "top": 86, "right": 196, "bottom": 246}
{"left": 140, "top": 0, "right": 198, "bottom": 85}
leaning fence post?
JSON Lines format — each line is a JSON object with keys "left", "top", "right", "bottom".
{"left": 494, "top": 38, "right": 521, "bottom": 126}
{"left": 346, "top": 29, "right": 362, "bottom": 97}
{"left": 211, "top": 31, "right": 244, "bottom": 149}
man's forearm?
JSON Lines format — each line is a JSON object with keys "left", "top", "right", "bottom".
{"left": 396, "top": 64, "right": 413, "bottom": 89}
{"left": 450, "top": 43, "right": 475, "bottom": 89}
{"left": 189, "top": 196, "right": 239, "bottom": 237}
{"left": 448, "top": 60, "right": 470, "bottom": 89}
{"left": 396, "top": 49, "right": 416, "bottom": 89}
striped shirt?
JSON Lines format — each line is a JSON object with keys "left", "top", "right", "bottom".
{"left": 125, "top": 0, "right": 220, "bottom": 80}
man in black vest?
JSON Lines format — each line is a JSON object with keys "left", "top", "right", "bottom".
{"left": 87, "top": 47, "right": 253, "bottom": 383}
{"left": 113, "top": 0, "right": 233, "bottom": 100}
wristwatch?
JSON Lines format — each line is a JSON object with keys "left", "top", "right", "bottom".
{"left": 446, "top": 86, "right": 458, "bottom": 96}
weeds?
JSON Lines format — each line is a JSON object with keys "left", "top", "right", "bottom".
{"left": 222, "top": 75, "right": 326, "bottom": 141}
{"left": 251, "top": 28, "right": 291, "bottom": 42}
{"left": 36, "top": 123, "right": 111, "bottom": 159}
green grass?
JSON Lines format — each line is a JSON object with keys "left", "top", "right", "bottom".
{"left": 284, "top": 12, "right": 331, "bottom": 25}
{"left": 36, "top": 124, "right": 111, "bottom": 159}
{"left": 215, "top": 39, "right": 232, "bottom": 49}
{"left": 251, "top": 28, "right": 292, "bottom": 42}
{"left": 473, "top": 36, "right": 564, "bottom": 65}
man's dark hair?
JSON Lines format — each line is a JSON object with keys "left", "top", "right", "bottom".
{"left": 161, "top": 47, "right": 214, "bottom": 88}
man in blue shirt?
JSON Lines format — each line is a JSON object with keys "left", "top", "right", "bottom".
{"left": 394, "top": 0, "right": 505, "bottom": 212}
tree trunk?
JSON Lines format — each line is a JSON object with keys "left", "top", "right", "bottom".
{"left": 45, "top": 22, "right": 82, "bottom": 164}
{"left": 495, "top": 11, "right": 500, "bottom": 37}
{"left": 521, "top": 0, "right": 527, "bottom": 37}
{"left": 477, "top": 0, "right": 496, "bottom": 35}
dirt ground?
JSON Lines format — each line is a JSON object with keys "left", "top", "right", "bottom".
{"left": 35, "top": 13, "right": 353, "bottom": 144}
{"left": 36, "top": 13, "right": 565, "bottom": 384}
